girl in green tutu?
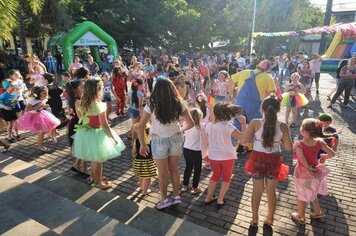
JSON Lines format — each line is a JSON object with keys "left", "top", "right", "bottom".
{"left": 73, "top": 79, "right": 126, "bottom": 190}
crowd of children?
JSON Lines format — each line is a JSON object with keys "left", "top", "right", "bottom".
{"left": 0, "top": 52, "right": 345, "bottom": 235}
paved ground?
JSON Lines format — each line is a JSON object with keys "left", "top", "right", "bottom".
{"left": 2, "top": 72, "right": 356, "bottom": 235}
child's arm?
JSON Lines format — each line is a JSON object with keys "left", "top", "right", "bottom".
{"left": 131, "top": 125, "right": 138, "bottom": 158}
{"left": 99, "top": 112, "right": 117, "bottom": 144}
{"left": 232, "top": 115, "right": 247, "bottom": 140}
{"left": 75, "top": 100, "right": 81, "bottom": 119}
{"left": 111, "top": 86, "right": 118, "bottom": 99}
{"left": 294, "top": 142, "right": 315, "bottom": 170}
{"left": 24, "top": 103, "right": 41, "bottom": 112}
{"left": 298, "top": 82, "right": 306, "bottom": 94}
{"left": 180, "top": 109, "right": 194, "bottom": 132}
{"left": 137, "top": 110, "right": 151, "bottom": 156}
{"left": 319, "top": 140, "right": 336, "bottom": 162}
{"left": 240, "top": 118, "right": 254, "bottom": 143}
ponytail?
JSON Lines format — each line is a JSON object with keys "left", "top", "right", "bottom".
{"left": 262, "top": 105, "right": 277, "bottom": 148}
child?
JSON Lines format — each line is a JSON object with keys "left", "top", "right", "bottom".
{"left": 9, "top": 70, "right": 28, "bottom": 116}
{"left": 297, "top": 62, "right": 313, "bottom": 98}
{"left": 243, "top": 96, "right": 292, "bottom": 230}
{"left": 281, "top": 73, "right": 309, "bottom": 128}
{"left": 182, "top": 108, "right": 203, "bottom": 194}
{"left": 102, "top": 72, "right": 115, "bottom": 123}
{"left": 291, "top": 118, "right": 335, "bottom": 225}
{"left": 65, "top": 79, "right": 89, "bottom": 176}
{"left": 73, "top": 79, "right": 126, "bottom": 190}
{"left": 202, "top": 102, "right": 246, "bottom": 207}
{"left": 137, "top": 78, "right": 194, "bottom": 209}
{"left": 60, "top": 72, "right": 72, "bottom": 115}
{"left": 0, "top": 80, "right": 18, "bottom": 143}
{"left": 213, "top": 70, "right": 230, "bottom": 102}
{"left": 318, "top": 113, "right": 339, "bottom": 163}
{"left": 191, "top": 70, "right": 203, "bottom": 104}
{"left": 132, "top": 123, "right": 156, "bottom": 195}
{"left": 44, "top": 73, "right": 63, "bottom": 118}
{"left": 112, "top": 66, "right": 127, "bottom": 117}
{"left": 16, "top": 86, "right": 60, "bottom": 151}
{"left": 127, "top": 79, "right": 144, "bottom": 129}
{"left": 29, "top": 65, "right": 45, "bottom": 86}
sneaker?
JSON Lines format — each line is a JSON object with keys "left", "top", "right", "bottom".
{"left": 190, "top": 188, "right": 203, "bottom": 194}
{"left": 156, "top": 198, "right": 172, "bottom": 209}
{"left": 38, "top": 146, "right": 51, "bottom": 152}
{"left": 181, "top": 185, "right": 190, "bottom": 192}
{"left": 15, "top": 135, "right": 22, "bottom": 141}
{"left": 170, "top": 196, "right": 181, "bottom": 206}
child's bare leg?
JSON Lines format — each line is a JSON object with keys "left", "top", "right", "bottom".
{"left": 142, "top": 178, "right": 152, "bottom": 195}
{"left": 285, "top": 107, "right": 291, "bottom": 124}
{"left": 37, "top": 132, "right": 45, "bottom": 147}
{"left": 7, "top": 121, "right": 14, "bottom": 139}
{"left": 291, "top": 107, "right": 297, "bottom": 124}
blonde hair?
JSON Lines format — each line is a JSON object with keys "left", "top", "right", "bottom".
{"left": 290, "top": 72, "right": 300, "bottom": 81}
{"left": 80, "top": 79, "right": 103, "bottom": 114}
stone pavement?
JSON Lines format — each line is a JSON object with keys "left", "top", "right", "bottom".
{"left": 1, "top": 72, "right": 356, "bottom": 235}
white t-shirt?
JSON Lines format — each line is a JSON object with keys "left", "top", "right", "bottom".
{"left": 183, "top": 126, "right": 201, "bottom": 151}
{"left": 144, "top": 103, "right": 187, "bottom": 138}
{"left": 309, "top": 59, "right": 322, "bottom": 74}
{"left": 236, "top": 57, "right": 246, "bottom": 68}
{"left": 12, "top": 79, "right": 27, "bottom": 101}
{"left": 204, "top": 122, "right": 237, "bottom": 160}
{"left": 107, "top": 54, "right": 114, "bottom": 63}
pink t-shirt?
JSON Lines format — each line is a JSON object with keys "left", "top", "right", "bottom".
{"left": 204, "top": 122, "right": 237, "bottom": 160}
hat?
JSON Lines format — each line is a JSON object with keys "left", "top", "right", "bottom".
{"left": 2, "top": 79, "right": 15, "bottom": 89}
{"left": 297, "top": 64, "right": 304, "bottom": 70}
{"left": 257, "top": 60, "right": 271, "bottom": 72}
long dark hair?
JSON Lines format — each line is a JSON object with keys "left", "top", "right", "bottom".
{"left": 131, "top": 78, "right": 143, "bottom": 108}
{"left": 213, "top": 102, "right": 241, "bottom": 122}
{"left": 149, "top": 78, "right": 183, "bottom": 124}
{"left": 261, "top": 95, "right": 280, "bottom": 148}
{"left": 65, "top": 79, "right": 83, "bottom": 110}
{"left": 196, "top": 95, "right": 207, "bottom": 118}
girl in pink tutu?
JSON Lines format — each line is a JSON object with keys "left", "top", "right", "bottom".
{"left": 291, "top": 118, "right": 335, "bottom": 225}
{"left": 16, "top": 86, "right": 60, "bottom": 152}
{"left": 281, "top": 73, "right": 308, "bottom": 128}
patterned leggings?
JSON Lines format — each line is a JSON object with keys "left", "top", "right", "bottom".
{"left": 116, "top": 92, "right": 126, "bottom": 115}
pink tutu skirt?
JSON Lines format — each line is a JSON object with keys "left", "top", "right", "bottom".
{"left": 16, "top": 110, "right": 60, "bottom": 133}
{"left": 293, "top": 163, "right": 330, "bottom": 202}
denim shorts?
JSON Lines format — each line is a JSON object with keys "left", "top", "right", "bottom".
{"left": 151, "top": 132, "right": 184, "bottom": 159}
{"left": 127, "top": 106, "right": 140, "bottom": 118}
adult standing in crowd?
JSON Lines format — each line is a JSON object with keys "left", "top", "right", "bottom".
{"left": 44, "top": 51, "right": 57, "bottom": 74}
{"left": 309, "top": 54, "right": 323, "bottom": 95}
{"left": 196, "top": 59, "right": 210, "bottom": 89}
{"left": 249, "top": 53, "right": 259, "bottom": 70}
{"left": 235, "top": 52, "right": 246, "bottom": 72}
{"left": 328, "top": 57, "right": 356, "bottom": 109}
{"left": 86, "top": 56, "right": 99, "bottom": 76}
{"left": 68, "top": 56, "right": 83, "bottom": 76}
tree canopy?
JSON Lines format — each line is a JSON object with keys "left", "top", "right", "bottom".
{"left": 1, "top": 0, "right": 325, "bottom": 56}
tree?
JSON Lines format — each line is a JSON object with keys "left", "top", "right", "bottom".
{"left": 0, "top": 0, "right": 45, "bottom": 54}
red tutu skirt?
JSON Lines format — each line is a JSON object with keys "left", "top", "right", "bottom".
{"left": 244, "top": 150, "right": 289, "bottom": 181}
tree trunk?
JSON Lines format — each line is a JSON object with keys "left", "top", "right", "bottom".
{"left": 17, "top": 9, "right": 28, "bottom": 55}
{"left": 319, "top": 0, "right": 333, "bottom": 55}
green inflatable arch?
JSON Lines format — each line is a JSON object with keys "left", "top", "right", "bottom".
{"left": 48, "top": 21, "right": 118, "bottom": 70}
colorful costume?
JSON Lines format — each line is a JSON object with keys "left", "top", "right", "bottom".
{"left": 293, "top": 141, "right": 330, "bottom": 202}
{"left": 16, "top": 98, "right": 60, "bottom": 133}
{"left": 112, "top": 74, "right": 126, "bottom": 115}
{"left": 281, "top": 83, "right": 308, "bottom": 108}
{"left": 231, "top": 69, "right": 275, "bottom": 131}
{"left": 132, "top": 126, "right": 156, "bottom": 178}
{"left": 73, "top": 102, "right": 125, "bottom": 162}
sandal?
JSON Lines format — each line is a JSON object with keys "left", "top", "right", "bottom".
{"left": 180, "top": 185, "right": 190, "bottom": 192}
{"left": 6, "top": 137, "right": 16, "bottom": 143}
{"left": 204, "top": 196, "right": 217, "bottom": 205}
{"left": 310, "top": 210, "right": 326, "bottom": 219}
{"left": 291, "top": 212, "right": 306, "bottom": 225}
{"left": 3, "top": 144, "right": 10, "bottom": 153}
{"left": 91, "top": 181, "right": 112, "bottom": 190}
{"left": 190, "top": 188, "right": 203, "bottom": 194}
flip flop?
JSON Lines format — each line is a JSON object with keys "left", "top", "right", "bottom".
{"left": 291, "top": 212, "right": 306, "bottom": 225}
{"left": 217, "top": 201, "right": 225, "bottom": 208}
{"left": 310, "top": 210, "right": 326, "bottom": 219}
{"left": 204, "top": 196, "right": 217, "bottom": 205}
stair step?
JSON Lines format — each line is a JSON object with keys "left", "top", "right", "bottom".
{"left": 0, "top": 173, "right": 151, "bottom": 236}
{"left": 0, "top": 154, "right": 222, "bottom": 236}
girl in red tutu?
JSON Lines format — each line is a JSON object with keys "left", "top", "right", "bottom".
{"left": 243, "top": 95, "right": 292, "bottom": 231}
{"left": 291, "top": 118, "right": 335, "bottom": 225}
{"left": 16, "top": 86, "right": 60, "bottom": 151}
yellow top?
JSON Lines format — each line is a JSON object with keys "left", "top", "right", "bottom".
{"left": 231, "top": 70, "right": 276, "bottom": 100}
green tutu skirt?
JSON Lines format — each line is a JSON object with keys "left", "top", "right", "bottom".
{"left": 73, "top": 127, "right": 126, "bottom": 162}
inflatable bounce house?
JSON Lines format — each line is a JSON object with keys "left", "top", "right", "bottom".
{"left": 321, "top": 29, "right": 356, "bottom": 71}
{"left": 47, "top": 21, "right": 118, "bottom": 70}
